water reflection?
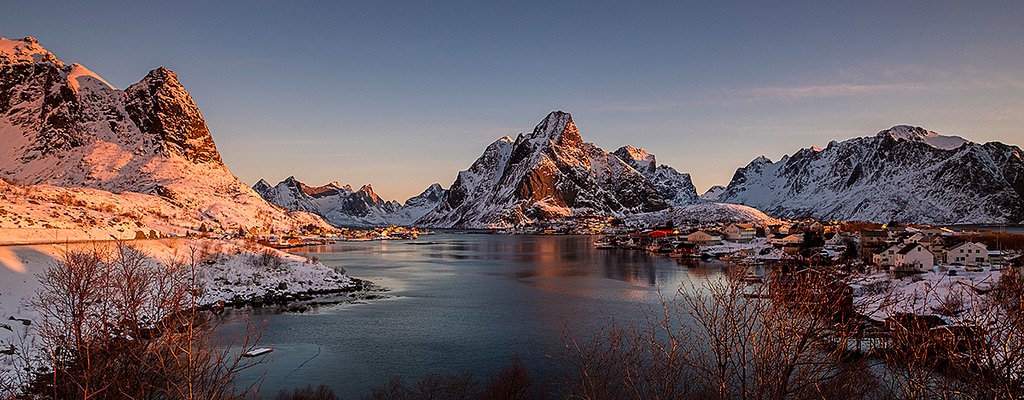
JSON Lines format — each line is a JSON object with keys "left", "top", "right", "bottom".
{"left": 218, "top": 234, "right": 726, "bottom": 398}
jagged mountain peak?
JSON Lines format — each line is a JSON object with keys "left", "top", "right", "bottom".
{"left": 524, "top": 110, "right": 581, "bottom": 149}
{"left": 877, "top": 125, "right": 967, "bottom": 150}
{"left": 123, "top": 65, "right": 224, "bottom": 165}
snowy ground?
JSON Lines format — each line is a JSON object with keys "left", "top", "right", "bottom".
{"left": 0, "top": 238, "right": 352, "bottom": 387}
{"left": 849, "top": 266, "right": 1002, "bottom": 322}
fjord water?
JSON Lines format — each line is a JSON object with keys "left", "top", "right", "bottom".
{"left": 218, "top": 234, "right": 724, "bottom": 397}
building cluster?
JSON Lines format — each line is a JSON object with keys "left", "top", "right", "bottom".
{"left": 860, "top": 225, "right": 1007, "bottom": 272}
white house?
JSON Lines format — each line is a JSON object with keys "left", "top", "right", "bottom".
{"left": 872, "top": 243, "right": 903, "bottom": 267}
{"left": 945, "top": 242, "right": 989, "bottom": 265}
{"left": 724, "top": 223, "right": 756, "bottom": 242}
{"left": 894, "top": 243, "right": 934, "bottom": 271}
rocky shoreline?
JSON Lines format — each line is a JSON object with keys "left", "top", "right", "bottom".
{"left": 206, "top": 277, "right": 391, "bottom": 315}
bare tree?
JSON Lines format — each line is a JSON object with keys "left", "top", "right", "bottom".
{"left": 24, "top": 242, "right": 264, "bottom": 399}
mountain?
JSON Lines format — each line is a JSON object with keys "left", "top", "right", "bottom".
{"left": 700, "top": 185, "right": 726, "bottom": 202}
{"left": 253, "top": 177, "right": 447, "bottom": 227}
{"left": 417, "top": 111, "right": 701, "bottom": 228}
{"left": 612, "top": 145, "right": 699, "bottom": 206}
{"left": 0, "top": 36, "right": 331, "bottom": 239}
{"left": 717, "top": 125, "right": 1024, "bottom": 224}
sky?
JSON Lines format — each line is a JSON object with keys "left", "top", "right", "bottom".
{"left": 3, "top": 1, "right": 1024, "bottom": 200}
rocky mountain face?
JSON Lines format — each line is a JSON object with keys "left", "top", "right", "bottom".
{"left": 612, "top": 145, "right": 699, "bottom": 206}
{"left": 717, "top": 125, "right": 1024, "bottom": 224}
{"left": 417, "top": 111, "right": 700, "bottom": 228}
{"left": 254, "top": 177, "right": 447, "bottom": 227}
{"left": 0, "top": 37, "right": 330, "bottom": 235}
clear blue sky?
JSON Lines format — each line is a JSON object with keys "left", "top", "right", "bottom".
{"left": 4, "top": 1, "right": 1024, "bottom": 200}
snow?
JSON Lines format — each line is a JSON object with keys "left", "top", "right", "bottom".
{"left": 65, "top": 63, "right": 115, "bottom": 92}
{"left": 851, "top": 268, "right": 1001, "bottom": 322}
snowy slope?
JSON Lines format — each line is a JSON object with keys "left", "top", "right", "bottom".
{"left": 417, "top": 111, "right": 685, "bottom": 228}
{"left": 717, "top": 125, "right": 1024, "bottom": 224}
{"left": 254, "top": 177, "right": 447, "bottom": 227}
{"left": 624, "top": 202, "right": 781, "bottom": 227}
{"left": 0, "top": 37, "right": 332, "bottom": 237}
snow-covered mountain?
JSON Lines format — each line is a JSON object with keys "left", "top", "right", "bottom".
{"left": 717, "top": 125, "right": 1024, "bottom": 224}
{"left": 612, "top": 145, "right": 699, "bottom": 206}
{"left": 0, "top": 36, "right": 331, "bottom": 238}
{"left": 700, "top": 185, "right": 726, "bottom": 202}
{"left": 417, "top": 111, "right": 701, "bottom": 228}
{"left": 253, "top": 177, "right": 447, "bottom": 227}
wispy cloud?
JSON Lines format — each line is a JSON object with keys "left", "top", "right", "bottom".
{"left": 738, "top": 82, "right": 927, "bottom": 100}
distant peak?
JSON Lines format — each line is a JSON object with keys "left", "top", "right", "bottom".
{"left": 751, "top": 155, "right": 772, "bottom": 165}
{"left": 142, "top": 66, "right": 179, "bottom": 84}
{"left": 877, "top": 125, "right": 968, "bottom": 150}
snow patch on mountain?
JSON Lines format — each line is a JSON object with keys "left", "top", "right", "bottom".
{"left": 880, "top": 125, "right": 967, "bottom": 150}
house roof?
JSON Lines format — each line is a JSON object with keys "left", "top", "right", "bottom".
{"left": 897, "top": 243, "right": 924, "bottom": 255}
{"left": 947, "top": 241, "right": 987, "bottom": 251}
{"left": 732, "top": 223, "right": 754, "bottom": 230}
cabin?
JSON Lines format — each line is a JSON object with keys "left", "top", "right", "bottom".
{"left": 686, "top": 230, "right": 723, "bottom": 245}
{"left": 944, "top": 242, "right": 989, "bottom": 265}
{"left": 894, "top": 243, "right": 934, "bottom": 271}
{"left": 724, "top": 223, "right": 756, "bottom": 242}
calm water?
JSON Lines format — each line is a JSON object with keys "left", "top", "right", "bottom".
{"left": 216, "top": 234, "right": 727, "bottom": 398}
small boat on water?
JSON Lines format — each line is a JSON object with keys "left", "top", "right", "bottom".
{"left": 242, "top": 347, "right": 274, "bottom": 358}
{"left": 594, "top": 241, "right": 617, "bottom": 249}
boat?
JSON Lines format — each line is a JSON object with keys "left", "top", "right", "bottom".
{"left": 593, "top": 241, "right": 617, "bottom": 250}
{"left": 242, "top": 347, "right": 274, "bottom": 357}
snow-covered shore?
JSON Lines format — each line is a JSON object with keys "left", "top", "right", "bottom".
{"left": 0, "top": 238, "right": 353, "bottom": 385}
